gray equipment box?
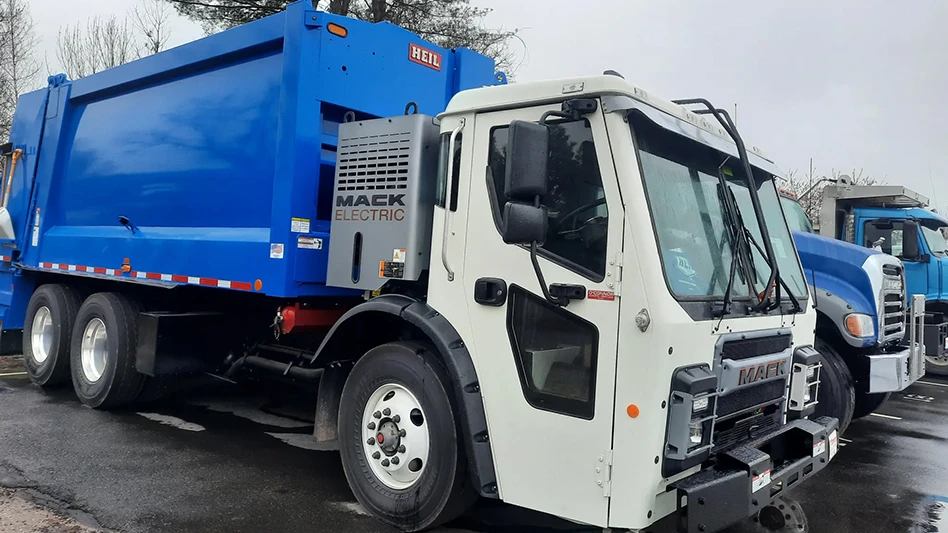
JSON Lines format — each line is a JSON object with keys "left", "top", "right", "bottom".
{"left": 327, "top": 114, "right": 441, "bottom": 291}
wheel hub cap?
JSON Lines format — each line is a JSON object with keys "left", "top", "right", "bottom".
{"left": 80, "top": 318, "right": 108, "bottom": 383}
{"left": 30, "top": 307, "right": 53, "bottom": 365}
{"left": 362, "top": 383, "right": 429, "bottom": 490}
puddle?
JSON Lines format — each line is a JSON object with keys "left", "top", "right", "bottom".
{"left": 136, "top": 412, "right": 206, "bottom": 432}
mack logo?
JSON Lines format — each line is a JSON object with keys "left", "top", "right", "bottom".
{"left": 336, "top": 194, "right": 406, "bottom": 207}
{"left": 409, "top": 43, "right": 442, "bottom": 71}
{"left": 738, "top": 359, "right": 788, "bottom": 386}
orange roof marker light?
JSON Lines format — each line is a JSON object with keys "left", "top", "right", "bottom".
{"left": 327, "top": 23, "right": 348, "bottom": 38}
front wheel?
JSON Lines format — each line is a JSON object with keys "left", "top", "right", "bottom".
{"left": 853, "top": 391, "right": 891, "bottom": 420}
{"left": 813, "top": 337, "right": 855, "bottom": 435}
{"left": 924, "top": 351, "right": 948, "bottom": 376}
{"left": 338, "top": 341, "right": 476, "bottom": 531}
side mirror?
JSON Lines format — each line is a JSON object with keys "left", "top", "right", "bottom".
{"left": 902, "top": 220, "right": 921, "bottom": 261}
{"left": 505, "top": 120, "right": 549, "bottom": 201}
{"left": 501, "top": 202, "right": 548, "bottom": 245}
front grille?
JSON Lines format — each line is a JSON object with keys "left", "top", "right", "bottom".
{"left": 712, "top": 406, "right": 782, "bottom": 453}
{"left": 881, "top": 264, "right": 905, "bottom": 341}
{"left": 720, "top": 335, "right": 792, "bottom": 361}
{"left": 717, "top": 379, "right": 786, "bottom": 419}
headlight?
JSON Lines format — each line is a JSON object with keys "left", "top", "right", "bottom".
{"left": 883, "top": 277, "right": 902, "bottom": 291}
{"left": 693, "top": 396, "right": 710, "bottom": 413}
{"left": 844, "top": 313, "right": 876, "bottom": 338}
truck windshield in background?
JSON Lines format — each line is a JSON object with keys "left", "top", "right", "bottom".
{"left": 631, "top": 113, "right": 807, "bottom": 307}
{"left": 922, "top": 224, "right": 948, "bottom": 257}
{"left": 779, "top": 196, "right": 815, "bottom": 234}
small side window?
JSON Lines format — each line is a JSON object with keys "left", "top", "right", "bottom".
{"left": 507, "top": 285, "right": 598, "bottom": 419}
{"left": 865, "top": 220, "right": 904, "bottom": 256}
{"left": 488, "top": 119, "right": 608, "bottom": 280}
{"left": 435, "top": 133, "right": 462, "bottom": 211}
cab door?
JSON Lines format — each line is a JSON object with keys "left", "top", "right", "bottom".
{"left": 459, "top": 103, "right": 623, "bottom": 526}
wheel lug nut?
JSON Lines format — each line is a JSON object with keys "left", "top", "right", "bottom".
{"left": 367, "top": 437, "right": 375, "bottom": 445}
{"left": 383, "top": 408, "right": 391, "bottom": 416}
{"left": 372, "top": 451, "right": 380, "bottom": 460}
{"left": 391, "top": 456, "right": 400, "bottom": 465}
{"left": 398, "top": 445, "right": 406, "bottom": 453}
{"left": 392, "top": 415, "right": 400, "bottom": 423}
{"left": 399, "top": 429, "right": 406, "bottom": 437}
{"left": 381, "top": 459, "right": 390, "bottom": 467}
{"left": 367, "top": 422, "right": 376, "bottom": 430}
{"left": 373, "top": 411, "right": 381, "bottom": 419}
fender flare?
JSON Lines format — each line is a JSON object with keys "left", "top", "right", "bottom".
{"left": 312, "top": 294, "right": 498, "bottom": 498}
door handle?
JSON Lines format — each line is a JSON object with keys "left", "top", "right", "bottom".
{"left": 549, "top": 283, "right": 586, "bottom": 301}
{"left": 474, "top": 277, "right": 507, "bottom": 306}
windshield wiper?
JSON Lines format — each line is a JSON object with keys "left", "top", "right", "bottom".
{"left": 727, "top": 185, "right": 804, "bottom": 314}
{"left": 672, "top": 98, "right": 781, "bottom": 313}
{"left": 714, "top": 181, "right": 754, "bottom": 317}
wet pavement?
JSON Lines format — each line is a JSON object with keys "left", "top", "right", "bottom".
{"left": 1, "top": 365, "right": 947, "bottom": 533}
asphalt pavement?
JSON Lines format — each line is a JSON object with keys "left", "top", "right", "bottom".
{"left": 1, "top": 360, "right": 947, "bottom": 533}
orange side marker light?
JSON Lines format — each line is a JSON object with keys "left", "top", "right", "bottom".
{"left": 626, "top": 404, "right": 640, "bottom": 418}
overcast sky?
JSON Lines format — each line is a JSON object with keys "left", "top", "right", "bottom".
{"left": 29, "top": 0, "right": 948, "bottom": 212}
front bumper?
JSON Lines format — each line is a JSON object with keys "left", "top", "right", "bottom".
{"left": 671, "top": 416, "right": 839, "bottom": 533}
{"left": 867, "top": 341, "right": 926, "bottom": 393}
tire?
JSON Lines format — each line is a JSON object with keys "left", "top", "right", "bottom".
{"left": 853, "top": 391, "right": 891, "bottom": 420}
{"left": 22, "top": 284, "right": 82, "bottom": 387}
{"left": 70, "top": 293, "right": 145, "bottom": 409}
{"left": 924, "top": 353, "right": 948, "bottom": 376}
{"left": 812, "top": 337, "right": 856, "bottom": 435}
{"left": 338, "top": 341, "right": 476, "bottom": 531}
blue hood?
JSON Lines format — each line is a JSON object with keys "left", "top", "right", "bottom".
{"left": 792, "top": 230, "right": 877, "bottom": 317}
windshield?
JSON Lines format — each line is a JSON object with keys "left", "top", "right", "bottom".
{"left": 779, "top": 196, "right": 814, "bottom": 234}
{"left": 631, "top": 112, "right": 808, "bottom": 305}
{"left": 922, "top": 224, "right": 948, "bottom": 256}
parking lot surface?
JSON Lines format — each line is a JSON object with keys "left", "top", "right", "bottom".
{"left": 1, "top": 359, "right": 946, "bottom": 533}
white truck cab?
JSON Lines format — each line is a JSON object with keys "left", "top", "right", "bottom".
{"left": 357, "top": 74, "right": 838, "bottom": 531}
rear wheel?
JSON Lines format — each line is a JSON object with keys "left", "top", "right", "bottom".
{"left": 338, "top": 341, "right": 476, "bottom": 531}
{"left": 924, "top": 352, "right": 948, "bottom": 376}
{"left": 22, "top": 284, "right": 81, "bottom": 387}
{"left": 813, "top": 336, "right": 855, "bottom": 434}
{"left": 70, "top": 293, "right": 145, "bottom": 409}
{"left": 853, "top": 391, "right": 891, "bottom": 419}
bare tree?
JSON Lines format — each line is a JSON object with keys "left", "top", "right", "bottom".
{"left": 783, "top": 159, "right": 883, "bottom": 222}
{"left": 132, "top": 0, "right": 173, "bottom": 56}
{"left": 56, "top": 16, "right": 137, "bottom": 80}
{"left": 0, "top": 0, "right": 40, "bottom": 139}
{"left": 165, "top": 0, "right": 522, "bottom": 73}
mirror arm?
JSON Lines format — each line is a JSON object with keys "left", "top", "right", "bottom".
{"left": 530, "top": 241, "right": 568, "bottom": 307}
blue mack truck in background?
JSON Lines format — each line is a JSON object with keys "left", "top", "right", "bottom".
{"left": 780, "top": 188, "right": 926, "bottom": 433}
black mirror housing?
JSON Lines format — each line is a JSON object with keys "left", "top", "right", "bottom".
{"left": 505, "top": 120, "right": 549, "bottom": 202}
{"left": 501, "top": 202, "right": 548, "bottom": 245}
{"left": 902, "top": 220, "right": 921, "bottom": 260}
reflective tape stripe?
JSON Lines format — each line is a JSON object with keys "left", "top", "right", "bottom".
{"left": 33, "top": 262, "right": 255, "bottom": 291}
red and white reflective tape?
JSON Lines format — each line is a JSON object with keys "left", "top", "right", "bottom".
{"left": 129, "top": 271, "right": 253, "bottom": 291}
{"left": 35, "top": 262, "right": 254, "bottom": 291}
{"left": 0, "top": 256, "right": 11, "bottom": 262}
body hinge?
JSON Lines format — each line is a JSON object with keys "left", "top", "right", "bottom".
{"left": 597, "top": 450, "right": 613, "bottom": 497}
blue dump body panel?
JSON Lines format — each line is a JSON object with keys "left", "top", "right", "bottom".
{"left": 2, "top": 1, "right": 499, "bottom": 322}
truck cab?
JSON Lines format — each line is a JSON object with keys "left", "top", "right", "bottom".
{"left": 779, "top": 191, "right": 925, "bottom": 431}
{"left": 819, "top": 180, "right": 948, "bottom": 374}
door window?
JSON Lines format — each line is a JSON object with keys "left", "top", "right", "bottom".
{"left": 507, "top": 285, "right": 598, "bottom": 419}
{"left": 864, "top": 220, "right": 904, "bottom": 257}
{"left": 488, "top": 119, "right": 609, "bottom": 280}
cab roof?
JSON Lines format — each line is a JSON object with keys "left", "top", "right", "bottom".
{"left": 442, "top": 74, "right": 774, "bottom": 163}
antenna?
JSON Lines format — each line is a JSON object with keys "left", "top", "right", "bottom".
{"left": 929, "top": 162, "right": 940, "bottom": 212}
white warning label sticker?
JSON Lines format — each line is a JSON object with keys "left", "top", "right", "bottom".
{"left": 290, "top": 217, "right": 311, "bottom": 233}
{"left": 393, "top": 248, "right": 407, "bottom": 263}
{"left": 829, "top": 430, "right": 839, "bottom": 459}
{"left": 297, "top": 236, "right": 322, "bottom": 250}
{"left": 270, "top": 243, "right": 285, "bottom": 259}
{"left": 31, "top": 207, "right": 40, "bottom": 247}
{"left": 812, "top": 439, "right": 826, "bottom": 458}
{"left": 751, "top": 469, "right": 771, "bottom": 493}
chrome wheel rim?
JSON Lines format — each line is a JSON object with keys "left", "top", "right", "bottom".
{"left": 30, "top": 306, "right": 53, "bottom": 364}
{"left": 80, "top": 318, "right": 108, "bottom": 383}
{"left": 361, "top": 383, "right": 430, "bottom": 490}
